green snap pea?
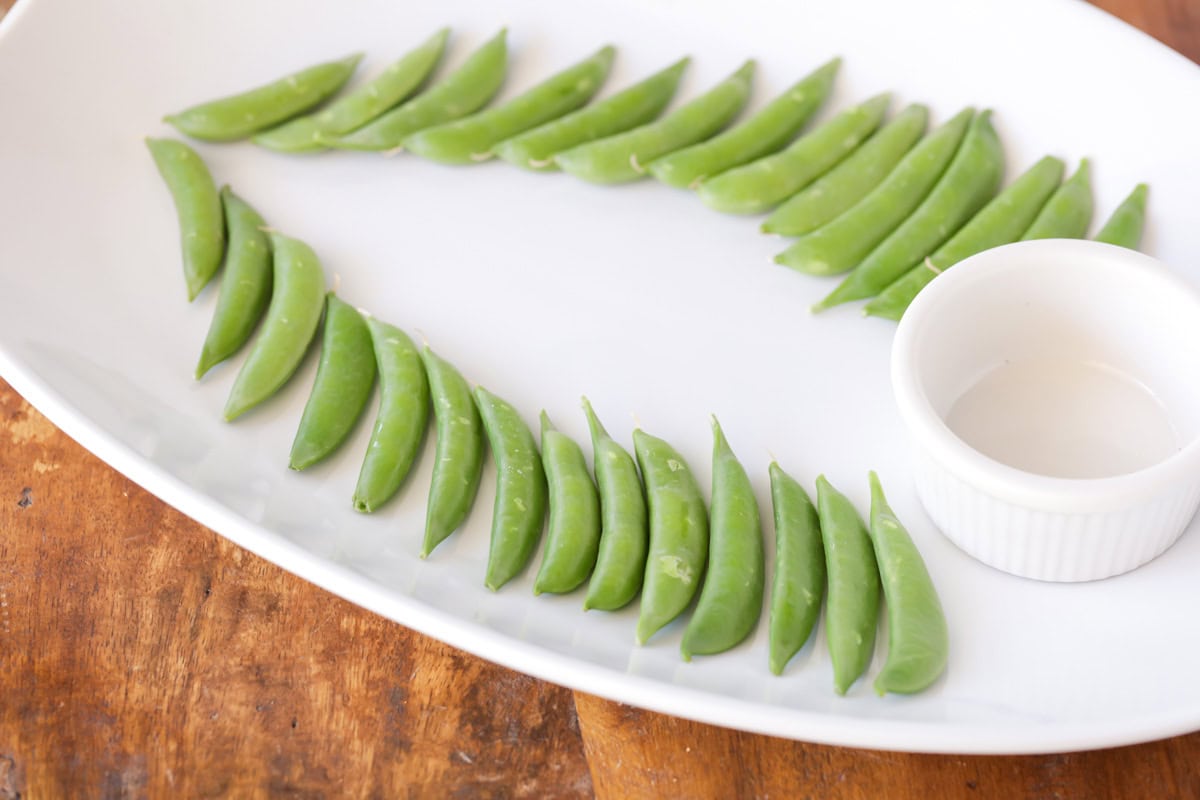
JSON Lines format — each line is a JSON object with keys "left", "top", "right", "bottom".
{"left": 555, "top": 60, "right": 755, "bottom": 185}
{"left": 420, "top": 345, "right": 485, "bottom": 558}
{"left": 767, "top": 462, "right": 825, "bottom": 676}
{"left": 352, "top": 321, "right": 430, "bottom": 513}
{"left": 632, "top": 428, "right": 708, "bottom": 645}
{"left": 404, "top": 45, "right": 615, "bottom": 165}
{"left": 648, "top": 57, "right": 839, "bottom": 190}
{"left": 494, "top": 58, "right": 689, "bottom": 171}
{"left": 697, "top": 92, "right": 890, "bottom": 215}
{"left": 165, "top": 53, "right": 362, "bottom": 142}
{"left": 814, "top": 110, "right": 1004, "bottom": 310}
{"left": 775, "top": 107, "right": 974, "bottom": 277}
{"left": 223, "top": 233, "right": 325, "bottom": 421}
{"left": 474, "top": 386, "right": 548, "bottom": 591}
{"left": 1020, "top": 159, "right": 1094, "bottom": 240}
{"left": 324, "top": 30, "right": 509, "bottom": 152}
{"left": 680, "top": 417, "right": 763, "bottom": 660}
{"left": 145, "top": 137, "right": 225, "bottom": 302}
{"left": 534, "top": 413, "right": 601, "bottom": 595}
{"left": 762, "top": 103, "right": 928, "bottom": 236}
{"left": 816, "top": 475, "right": 880, "bottom": 696}
{"left": 581, "top": 398, "right": 648, "bottom": 612}
{"left": 865, "top": 155, "right": 1065, "bottom": 321}
{"left": 867, "top": 472, "right": 948, "bottom": 696}
{"left": 253, "top": 29, "right": 449, "bottom": 153}
{"left": 1094, "top": 183, "right": 1149, "bottom": 249}
{"left": 288, "top": 294, "right": 376, "bottom": 470}
{"left": 196, "top": 187, "right": 271, "bottom": 377}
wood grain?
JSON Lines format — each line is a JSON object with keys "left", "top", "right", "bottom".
{"left": 0, "top": 1, "right": 1198, "bottom": 798}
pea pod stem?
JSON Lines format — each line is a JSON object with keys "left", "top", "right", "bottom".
{"left": 680, "top": 417, "right": 763, "bottom": 660}
{"left": 581, "top": 398, "right": 649, "bottom": 612}
{"left": 867, "top": 472, "right": 948, "bottom": 696}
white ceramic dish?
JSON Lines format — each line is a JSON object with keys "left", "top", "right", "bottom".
{"left": 892, "top": 240, "right": 1200, "bottom": 582}
{"left": 2, "top": 0, "right": 1200, "bottom": 755}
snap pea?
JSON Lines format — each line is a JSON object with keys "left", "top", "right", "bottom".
{"left": 762, "top": 104, "right": 928, "bottom": 236}
{"left": 404, "top": 45, "right": 615, "bottom": 165}
{"left": 145, "top": 137, "right": 225, "bottom": 302}
{"left": 814, "top": 110, "right": 1003, "bottom": 310}
{"left": 555, "top": 60, "right": 755, "bottom": 185}
{"left": 288, "top": 294, "right": 376, "bottom": 470}
{"left": 865, "top": 155, "right": 1065, "bottom": 321}
{"left": 633, "top": 428, "right": 708, "bottom": 644}
{"left": 680, "top": 417, "right": 763, "bottom": 660}
{"left": 474, "top": 387, "right": 548, "bottom": 591}
{"left": 223, "top": 233, "right": 326, "bottom": 421}
{"left": 648, "top": 57, "right": 839, "bottom": 190}
{"left": 253, "top": 29, "right": 449, "bottom": 153}
{"left": 325, "top": 30, "right": 509, "bottom": 152}
{"left": 420, "top": 345, "right": 485, "bottom": 558}
{"left": 1094, "top": 183, "right": 1149, "bottom": 249}
{"left": 165, "top": 53, "right": 362, "bottom": 142}
{"left": 534, "top": 413, "right": 601, "bottom": 595}
{"left": 775, "top": 107, "right": 973, "bottom": 277}
{"left": 195, "top": 187, "right": 271, "bottom": 377}
{"left": 867, "top": 472, "right": 948, "bottom": 696}
{"left": 767, "top": 462, "right": 824, "bottom": 676}
{"left": 581, "top": 397, "right": 648, "bottom": 612}
{"left": 816, "top": 475, "right": 880, "bottom": 696}
{"left": 1020, "top": 159, "right": 1094, "bottom": 240}
{"left": 494, "top": 58, "right": 689, "bottom": 171}
{"left": 697, "top": 92, "right": 890, "bottom": 215}
{"left": 352, "top": 321, "right": 430, "bottom": 512}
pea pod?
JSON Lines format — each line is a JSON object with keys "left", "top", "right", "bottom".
{"left": 581, "top": 398, "right": 649, "bottom": 612}
{"left": 762, "top": 104, "right": 928, "bottom": 236}
{"left": 420, "top": 345, "right": 485, "bottom": 558}
{"left": 534, "top": 413, "right": 602, "bottom": 595}
{"left": 196, "top": 187, "right": 271, "bottom": 377}
{"left": 867, "top": 472, "right": 948, "bottom": 696}
{"left": 775, "top": 107, "right": 974, "bottom": 277}
{"left": 352, "top": 321, "right": 430, "bottom": 512}
{"left": 865, "top": 155, "right": 1065, "bottom": 321}
{"left": 494, "top": 58, "right": 689, "bottom": 171}
{"left": 325, "top": 30, "right": 509, "bottom": 152}
{"left": 697, "top": 92, "right": 890, "bottom": 215}
{"left": 288, "top": 294, "right": 376, "bottom": 470}
{"left": 165, "top": 53, "right": 362, "bottom": 141}
{"left": 145, "top": 137, "right": 225, "bottom": 301}
{"left": 1021, "top": 159, "right": 1094, "bottom": 240}
{"left": 680, "top": 417, "right": 763, "bottom": 660}
{"left": 224, "top": 233, "right": 326, "bottom": 421}
{"left": 648, "top": 57, "right": 839, "bottom": 190}
{"left": 404, "top": 45, "right": 615, "bottom": 165}
{"left": 555, "top": 60, "right": 755, "bottom": 185}
{"left": 474, "top": 387, "right": 548, "bottom": 591}
{"left": 816, "top": 475, "right": 880, "bottom": 696}
{"left": 633, "top": 428, "right": 708, "bottom": 644}
{"left": 814, "top": 110, "right": 1004, "bottom": 310}
{"left": 767, "top": 462, "right": 824, "bottom": 676}
{"left": 1094, "top": 183, "right": 1149, "bottom": 249}
{"left": 253, "top": 29, "right": 449, "bottom": 153}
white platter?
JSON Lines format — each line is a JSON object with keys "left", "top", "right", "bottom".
{"left": 2, "top": 0, "right": 1199, "bottom": 755}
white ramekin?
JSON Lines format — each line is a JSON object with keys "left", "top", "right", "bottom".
{"left": 891, "top": 239, "right": 1200, "bottom": 582}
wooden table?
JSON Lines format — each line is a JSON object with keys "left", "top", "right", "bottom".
{"left": 2, "top": 2, "right": 1197, "bottom": 796}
